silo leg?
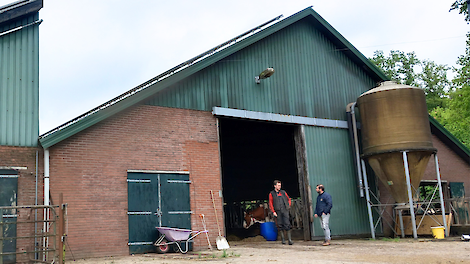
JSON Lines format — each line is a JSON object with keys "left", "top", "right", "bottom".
{"left": 435, "top": 154, "right": 448, "bottom": 237}
{"left": 403, "top": 151, "right": 418, "bottom": 239}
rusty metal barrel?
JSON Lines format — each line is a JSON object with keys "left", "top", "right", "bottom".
{"left": 357, "top": 81, "right": 436, "bottom": 203}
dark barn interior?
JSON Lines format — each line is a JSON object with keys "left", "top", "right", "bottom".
{"left": 218, "top": 117, "right": 300, "bottom": 238}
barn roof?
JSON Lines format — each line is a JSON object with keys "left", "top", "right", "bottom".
{"left": 40, "top": 7, "right": 390, "bottom": 148}
{"left": 39, "top": 6, "right": 470, "bottom": 164}
{"left": 0, "top": 0, "right": 42, "bottom": 25}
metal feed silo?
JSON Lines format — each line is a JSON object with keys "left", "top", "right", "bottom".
{"left": 356, "top": 81, "right": 436, "bottom": 203}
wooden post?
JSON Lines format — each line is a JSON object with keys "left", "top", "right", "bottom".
{"left": 58, "top": 194, "right": 64, "bottom": 264}
{"left": 294, "top": 125, "right": 312, "bottom": 240}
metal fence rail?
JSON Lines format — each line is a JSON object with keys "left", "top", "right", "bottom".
{"left": 0, "top": 204, "right": 65, "bottom": 264}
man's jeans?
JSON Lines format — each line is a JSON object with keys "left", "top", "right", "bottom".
{"left": 320, "top": 213, "right": 331, "bottom": 240}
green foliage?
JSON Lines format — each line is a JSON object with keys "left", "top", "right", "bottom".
{"left": 450, "top": 0, "right": 469, "bottom": 22}
{"left": 452, "top": 33, "right": 470, "bottom": 88}
{"left": 221, "top": 249, "right": 228, "bottom": 258}
{"left": 432, "top": 33, "right": 470, "bottom": 149}
{"left": 369, "top": 51, "right": 450, "bottom": 112}
{"left": 381, "top": 237, "right": 400, "bottom": 242}
{"left": 419, "top": 185, "right": 439, "bottom": 201}
{"left": 369, "top": 33, "right": 470, "bottom": 150}
{"left": 432, "top": 105, "right": 470, "bottom": 149}
{"left": 419, "top": 60, "right": 451, "bottom": 110}
{"left": 371, "top": 50, "right": 420, "bottom": 86}
{"left": 198, "top": 250, "right": 240, "bottom": 259}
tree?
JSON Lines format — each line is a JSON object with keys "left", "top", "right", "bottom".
{"left": 418, "top": 60, "right": 451, "bottom": 110}
{"left": 369, "top": 45, "right": 469, "bottom": 149}
{"left": 370, "top": 50, "right": 420, "bottom": 86}
{"left": 450, "top": 0, "right": 470, "bottom": 22}
{"left": 432, "top": 33, "right": 470, "bottom": 149}
{"left": 369, "top": 51, "right": 450, "bottom": 111}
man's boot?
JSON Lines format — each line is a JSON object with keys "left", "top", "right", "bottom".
{"left": 287, "top": 230, "right": 293, "bottom": 245}
{"left": 280, "top": 230, "right": 286, "bottom": 244}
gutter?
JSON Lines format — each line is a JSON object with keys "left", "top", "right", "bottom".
{"left": 0, "top": 18, "right": 42, "bottom": 37}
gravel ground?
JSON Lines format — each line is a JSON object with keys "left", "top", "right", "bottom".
{"left": 70, "top": 236, "right": 470, "bottom": 264}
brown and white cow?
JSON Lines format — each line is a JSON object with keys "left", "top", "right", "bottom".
{"left": 243, "top": 204, "right": 272, "bottom": 229}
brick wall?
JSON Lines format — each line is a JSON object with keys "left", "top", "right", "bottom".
{"left": 185, "top": 141, "right": 222, "bottom": 250}
{"left": 378, "top": 134, "right": 470, "bottom": 236}
{"left": 0, "top": 145, "right": 44, "bottom": 263}
{"left": 48, "top": 105, "right": 221, "bottom": 259}
{"left": 422, "top": 135, "right": 470, "bottom": 195}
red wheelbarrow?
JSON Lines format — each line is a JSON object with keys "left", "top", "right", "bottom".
{"left": 154, "top": 227, "right": 209, "bottom": 254}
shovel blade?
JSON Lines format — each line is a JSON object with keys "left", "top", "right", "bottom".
{"left": 216, "top": 236, "right": 230, "bottom": 250}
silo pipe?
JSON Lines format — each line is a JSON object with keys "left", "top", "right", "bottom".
{"left": 346, "top": 102, "right": 364, "bottom": 197}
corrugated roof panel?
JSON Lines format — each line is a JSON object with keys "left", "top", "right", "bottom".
{"left": 146, "top": 18, "right": 376, "bottom": 121}
{"left": 0, "top": 13, "right": 39, "bottom": 147}
{"left": 304, "top": 125, "right": 373, "bottom": 236}
{"left": 39, "top": 7, "right": 388, "bottom": 149}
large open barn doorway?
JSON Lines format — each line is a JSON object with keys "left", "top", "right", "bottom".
{"left": 218, "top": 117, "right": 309, "bottom": 241}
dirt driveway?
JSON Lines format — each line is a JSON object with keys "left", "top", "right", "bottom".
{"left": 71, "top": 237, "right": 470, "bottom": 264}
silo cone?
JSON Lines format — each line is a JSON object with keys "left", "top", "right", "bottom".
{"left": 357, "top": 81, "right": 436, "bottom": 203}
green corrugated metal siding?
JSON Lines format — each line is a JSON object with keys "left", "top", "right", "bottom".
{"left": 147, "top": 18, "right": 376, "bottom": 121}
{"left": 304, "top": 126, "right": 372, "bottom": 236}
{"left": 145, "top": 18, "right": 378, "bottom": 237}
{"left": 0, "top": 14, "right": 40, "bottom": 147}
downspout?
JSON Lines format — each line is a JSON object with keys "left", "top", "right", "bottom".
{"left": 346, "top": 102, "right": 364, "bottom": 197}
{"left": 43, "top": 148, "right": 50, "bottom": 258}
{"left": 35, "top": 150, "right": 38, "bottom": 259}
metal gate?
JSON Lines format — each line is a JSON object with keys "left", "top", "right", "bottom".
{"left": 127, "top": 172, "right": 191, "bottom": 254}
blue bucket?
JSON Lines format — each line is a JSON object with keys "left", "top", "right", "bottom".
{"left": 260, "top": 222, "right": 278, "bottom": 241}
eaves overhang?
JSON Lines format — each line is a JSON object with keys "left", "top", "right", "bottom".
{"left": 39, "top": 6, "right": 389, "bottom": 149}
{"left": 0, "top": 0, "right": 43, "bottom": 26}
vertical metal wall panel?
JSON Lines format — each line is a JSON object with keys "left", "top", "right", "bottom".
{"left": 146, "top": 18, "right": 376, "bottom": 122}
{"left": 304, "top": 126, "right": 372, "bottom": 235}
{"left": 0, "top": 14, "right": 39, "bottom": 147}
{"left": 143, "top": 17, "right": 379, "bottom": 237}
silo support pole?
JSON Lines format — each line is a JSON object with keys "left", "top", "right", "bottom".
{"left": 398, "top": 210, "right": 405, "bottom": 238}
{"left": 403, "top": 151, "right": 418, "bottom": 239}
{"left": 360, "top": 159, "right": 375, "bottom": 239}
{"left": 434, "top": 154, "right": 448, "bottom": 237}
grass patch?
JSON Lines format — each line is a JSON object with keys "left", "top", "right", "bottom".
{"left": 381, "top": 237, "right": 400, "bottom": 242}
{"left": 196, "top": 250, "right": 240, "bottom": 259}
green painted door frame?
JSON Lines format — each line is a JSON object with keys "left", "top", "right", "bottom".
{"left": 127, "top": 172, "right": 191, "bottom": 254}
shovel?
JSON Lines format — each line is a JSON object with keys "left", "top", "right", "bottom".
{"left": 210, "top": 190, "right": 230, "bottom": 250}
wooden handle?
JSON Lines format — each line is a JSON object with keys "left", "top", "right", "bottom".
{"left": 210, "top": 190, "right": 222, "bottom": 236}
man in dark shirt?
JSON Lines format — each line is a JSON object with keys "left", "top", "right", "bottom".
{"left": 314, "top": 184, "right": 333, "bottom": 246}
{"left": 268, "top": 180, "right": 293, "bottom": 245}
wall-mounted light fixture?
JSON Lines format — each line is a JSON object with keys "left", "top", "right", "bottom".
{"left": 255, "top": 67, "right": 274, "bottom": 84}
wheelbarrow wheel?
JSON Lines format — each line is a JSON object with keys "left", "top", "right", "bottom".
{"left": 155, "top": 238, "right": 170, "bottom": 254}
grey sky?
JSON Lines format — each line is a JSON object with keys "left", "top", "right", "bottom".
{"left": 2, "top": 0, "right": 468, "bottom": 134}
